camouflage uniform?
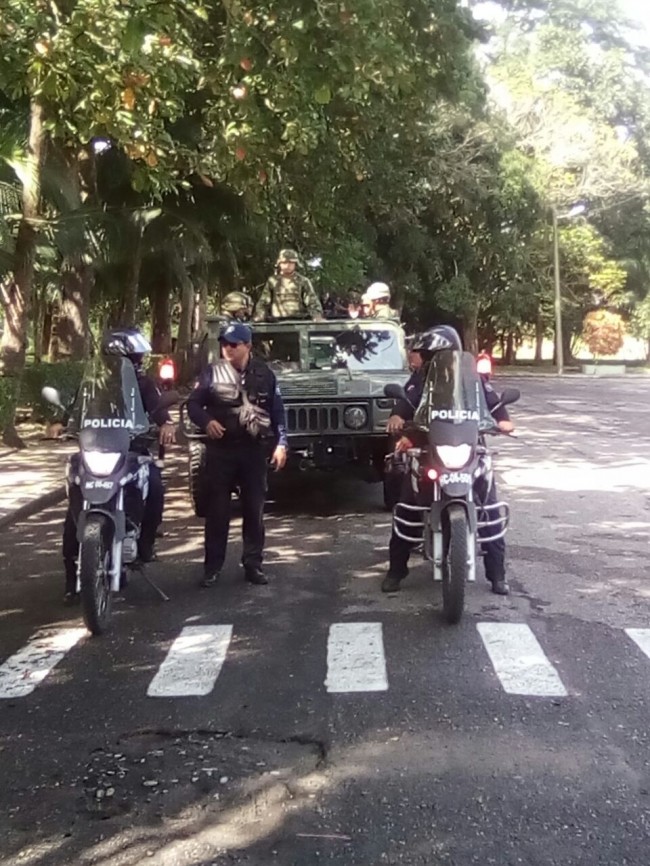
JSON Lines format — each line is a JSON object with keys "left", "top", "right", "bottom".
{"left": 221, "top": 291, "right": 253, "bottom": 322}
{"left": 372, "top": 303, "right": 400, "bottom": 320}
{"left": 255, "top": 250, "right": 323, "bottom": 319}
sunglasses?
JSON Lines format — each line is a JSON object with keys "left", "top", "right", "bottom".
{"left": 222, "top": 340, "right": 243, "bottom": 348}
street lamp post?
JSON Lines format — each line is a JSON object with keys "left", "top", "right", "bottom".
{"left": 552, "top": 207, "right": 564, "bottom": 375}
{"left": 550, "top": 203, "right": 586, "bottom": 377}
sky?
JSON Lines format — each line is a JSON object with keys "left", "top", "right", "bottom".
{"left": 620, "top": 0, "right": 650, "bottom": 46}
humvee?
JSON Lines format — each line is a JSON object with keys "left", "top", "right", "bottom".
{"left": 183, "top": 317, "right": 411, "bottom": 512}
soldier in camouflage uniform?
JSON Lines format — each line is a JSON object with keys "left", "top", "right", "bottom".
{"left": 254, "top": 248, "right": 323, "bottom": 321}
{"left": 221, "top": 291, "right": 253, "bottom": 322}
{"left": 362, "top": 282, "right": 400, "bottom": 320}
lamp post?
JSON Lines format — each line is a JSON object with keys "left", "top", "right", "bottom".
{"left": 551, "top": 203, "right": 586, "bottom": 376}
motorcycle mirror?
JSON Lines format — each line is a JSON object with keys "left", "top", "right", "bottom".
{"left": 384, "top": 383, "right": 408, "bottom": 402}
{"left": 42, "top": 386, "right": 63, "bottom": 408}
{"left": 500, "top": 387, "right": 521, "bottom": 406}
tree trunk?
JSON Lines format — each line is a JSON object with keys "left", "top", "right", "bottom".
{"left": 151, "top": 284, "right": 172, "bottom": 354}
{"left": 504, "top": 332, "right": 516, "bottom": 365}
{"left": 42, "top": 302, "right": 53, "bottom": 359}
{"left": 0, "top": 99, "right": 45, "bottom": 377}
{"left": 121, "top": 231, "right": 143, "bottom": 325}
{"left": 463, "top": 302, "right": 479, "bottom": 355}
{"left": 32, "top": 284, "right": 43, "bottom": 364}
{"left": 534, "top": 308, "right": 544, "bottom": 363}
{"left": 55, "top": 147, "right": 94, "bottom": 359}
{"left": 56, "top": 263, "right": 93, "bottom": 359}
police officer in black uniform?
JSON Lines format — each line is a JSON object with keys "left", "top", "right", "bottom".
{"left": 187, "top": 322, "right": 288, "bottom": 587}
{"left": 381, "top": 325, "right": 514, "bottom": 596}
{"left": 53, "top": 329, "right": 176, "bottom": 604}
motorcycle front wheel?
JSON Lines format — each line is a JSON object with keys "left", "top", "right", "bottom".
{"left": 441, "top": 503, "right": 468, "bottom": 624}
{"left": 79, "top": 514, "right": 113, "bottom": 636}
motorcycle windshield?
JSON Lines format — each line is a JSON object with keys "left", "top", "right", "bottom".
{"left": 67, "top": 356, "right": 149, "bottom": 437}
{"left": 414, "top": 350, "right": 494, "bottom": 429}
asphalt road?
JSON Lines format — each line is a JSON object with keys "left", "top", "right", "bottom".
{"left": 1, "top": 375, "right": 650, "bottom": 866}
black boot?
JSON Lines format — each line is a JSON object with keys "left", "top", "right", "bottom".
{"left": 63, "top": 560, "right": 79, "bottom": 605}
{"left": 200, "top": 570, "right": 221, "bottom": 588}
{"left": 245, "top": 566, "right": 268, "bottom": 585}
{"left": 490, "top": 577, "right": 509, "bottom": 595}
{"left": 381, "top": 571, "right": 407, "bottom": 593}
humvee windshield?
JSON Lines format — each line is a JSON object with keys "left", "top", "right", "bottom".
{"left": 251, "top": 325, "right": 403, "bottom": 373}
{"left": 309, "top": 328, "right": 401, "bottom": 371}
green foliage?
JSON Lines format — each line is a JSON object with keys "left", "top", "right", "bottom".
{"left": 21, "top": 361, "right": 85, "bottom": 422}
{"left": 0, "top": 376, "right": 19, "bottom": 428}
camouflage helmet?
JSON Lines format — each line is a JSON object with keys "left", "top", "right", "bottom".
{"left": 276, "top": 248, "right": 300, "bottom": 264}
{"left": 222, "top": 290, "right": 253, "bottom": 314}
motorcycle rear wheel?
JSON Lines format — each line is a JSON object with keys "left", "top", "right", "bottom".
{"left": 80, "top": 515, "right": 113, "bottom": 636}
{"left": 441, "top": 504, "right": 468, "bottom": 625}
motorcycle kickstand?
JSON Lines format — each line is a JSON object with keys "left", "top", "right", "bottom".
{"left": 143, "top": 571, "right": 170, "bottom": 602}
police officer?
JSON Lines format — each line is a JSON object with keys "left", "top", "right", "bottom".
{"left": 381, "top": 325, "right": 513, "bottom": 596}
{"left": 187, "top": 322, "right": 288, "bottom": 587}
{"left": 361, "top": 282, "right": 399, "bottom": 320}
{"left": 254, "top": 248, "right": 323, "bottom": 320}
{"left": 52, "top": 329, "right": 176, "bottom": 604}
{"left": 221, "top": 290, "right": 253, "bottom": 322}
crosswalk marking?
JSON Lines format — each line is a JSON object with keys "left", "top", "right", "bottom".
{"left": 477, "top": 623, "right": 568, "bottom": 697}
{"left": 0, "top": 628, "right": 86, "bottom": 699}
{"left": 147, "top": 625, "right": 233, "bottom": 698}
{"left": 325, "top": 622, "right": 388, "bottom": 693}
{"left": 625, "top": 628, "right": 650, "bottom": 661}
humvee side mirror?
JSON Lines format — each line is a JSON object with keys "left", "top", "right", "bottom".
{"left": 384, "top": 383, "right": 408, "bottom": 402}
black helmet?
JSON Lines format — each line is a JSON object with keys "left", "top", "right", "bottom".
{"left": 101, "top": 328, "right": 152, "bottom": 370}
{"left": 411, "top": 325, "right": 462, "bottom": 354}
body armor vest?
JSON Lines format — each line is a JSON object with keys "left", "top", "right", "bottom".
{"left": 208, "top": 359, "right": 272, "bottom": 442}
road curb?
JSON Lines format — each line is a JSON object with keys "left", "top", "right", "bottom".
{"left": 0, "top": 486, "right": 66, "bottom": 531}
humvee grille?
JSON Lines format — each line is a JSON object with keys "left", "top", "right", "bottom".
{"left": 287, "top": 405, "right": 343, "bottom": 433}
{"left": 280, "top": 379, "right": 338, "bottom": 397}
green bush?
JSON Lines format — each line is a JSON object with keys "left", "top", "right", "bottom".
{"left": 0, "top": 376, "right": 19, "bottom": 429}
{"left": 21, "top": 361, "right": 85, "bottom": 422}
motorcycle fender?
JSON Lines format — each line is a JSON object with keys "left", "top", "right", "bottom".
{"left": 428, "top": 496, "right": 477, "bottom": 535}
{"left": 76, "top": 508, "right": 126, "bottom": 544}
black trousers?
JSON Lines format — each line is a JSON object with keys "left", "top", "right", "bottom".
{"left": 388, "top": 471, "right": 506, "bottom": 582}
{"left": 203, "top": 442, "right": 268, "bottom": 574}
{"left": 62, "top": 460, "right": 164, "bottom": 586}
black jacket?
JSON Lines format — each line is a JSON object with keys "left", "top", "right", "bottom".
{"left": 188, "top": 357, "right": 288, "bottom": 448}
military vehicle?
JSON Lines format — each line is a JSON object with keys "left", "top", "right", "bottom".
{"left": 183, "top": 317, "right": 410, "bottom": 512}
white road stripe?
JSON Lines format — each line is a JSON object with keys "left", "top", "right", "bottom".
{"left": 325, "top": 622, "right": 388, "bottom": 693}
{"left": 0, "top": 628, "right": 86, "bottom": 699}
{"left": 147, "top": 625, "right": 233, "bottom": 698}
{"left": 477, "top": 623, "right": 567, "bottom": 697}
{"left": 625, "top": 628, "right": 650, "bottom": 661}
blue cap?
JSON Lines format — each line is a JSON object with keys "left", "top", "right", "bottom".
{"left": 219, "top": 322, "right": 253, "bottom": 344}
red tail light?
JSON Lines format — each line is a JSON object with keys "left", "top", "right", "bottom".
{"left": 426, "top": 468, "right": 438, "bottom": 481}
{"left": 159, "top": 358, "right": 176, "bottom": 381}
{"left": 476, "top": 353, "right": 492, "bottom": 377}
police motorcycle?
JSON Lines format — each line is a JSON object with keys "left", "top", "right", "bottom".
{"left": 43, "top": 356, "right": 177, "bottom": 636}
{"left": 384, "top": 349, "right": 519, "bottom": 624}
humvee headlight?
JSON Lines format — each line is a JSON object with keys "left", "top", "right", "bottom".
{"left": 344, "top": 406, "right": 368, "bottom": 429}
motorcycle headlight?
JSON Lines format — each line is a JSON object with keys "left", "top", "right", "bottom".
{"left": 344, "top": 406, "right": 368, "bottom": 429}
{"left": 83, "top": 451, "right": 122, "bottom": 476}
{"left": 436, "top": 443, "right": 472, "bottom": 469}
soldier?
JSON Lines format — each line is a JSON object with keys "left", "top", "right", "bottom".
{"left": 362, "top": 282, "right": 399, "bottom": 320}
{"left": 221, "top": 291, "right": 253, "bottom": 322}
{"left": 254, "top": 248, "right": 324, "bottom": 321}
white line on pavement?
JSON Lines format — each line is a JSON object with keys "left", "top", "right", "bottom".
{"left": 0, "top": 628, "right": 86, "bottom": 699}
{"left": 477, "top": 622, "right": 568, "bottom": 697}
{"left": 325, "top": 622, "right": 388, "bottom": 693}
{"left": 625, "top": 628, "right": 650, "bottom": 661}
{"left": 147, "top": 625, "right": 233, "bottom": 698}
